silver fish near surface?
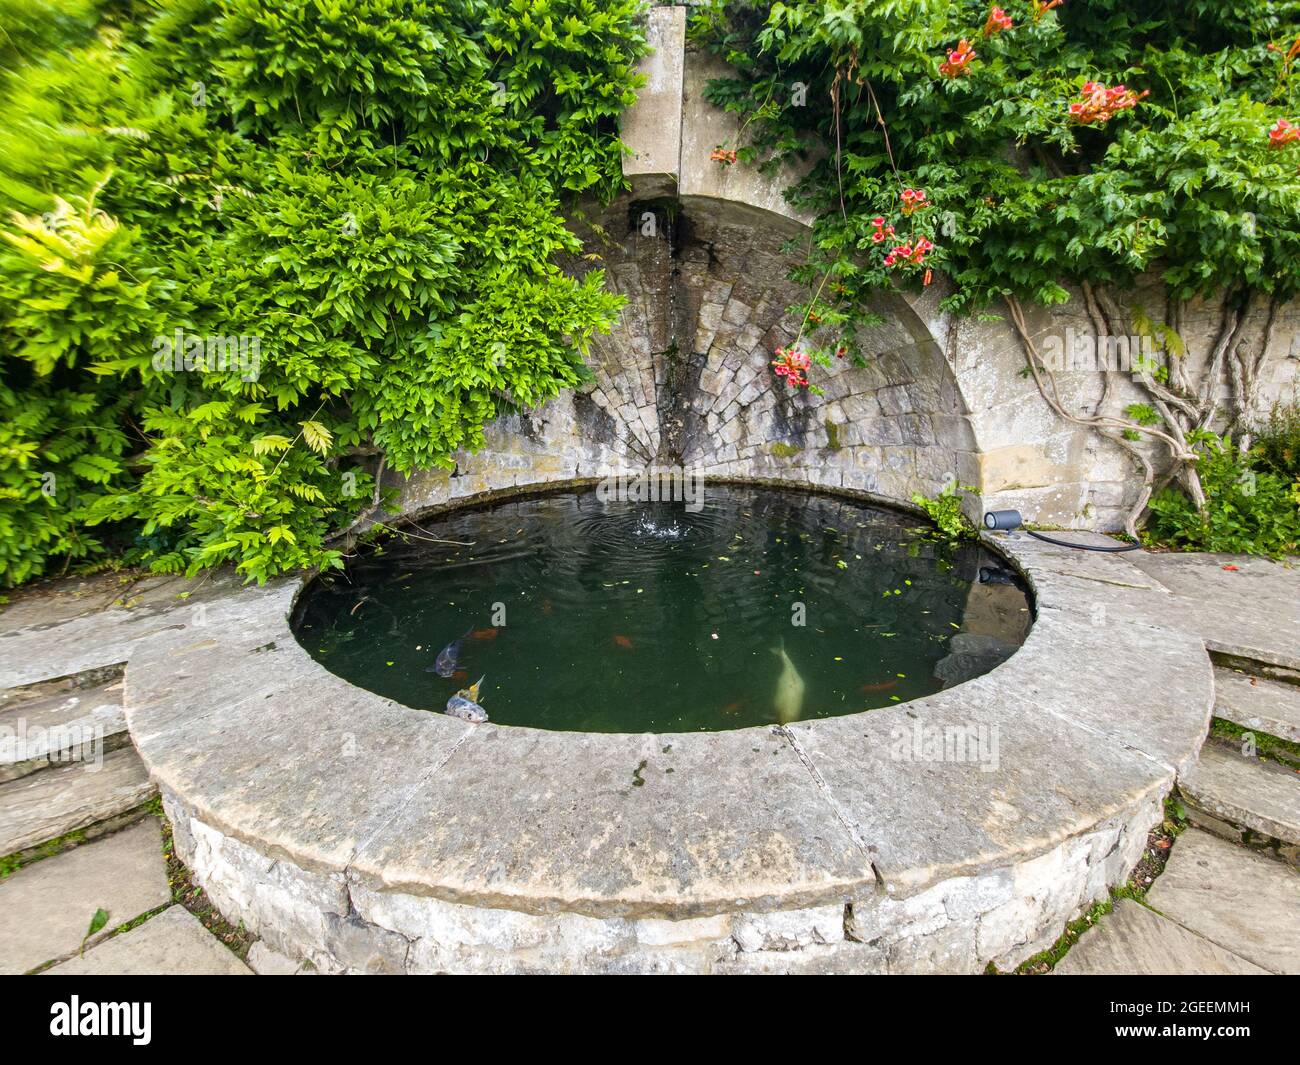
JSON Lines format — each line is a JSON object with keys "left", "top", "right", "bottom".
{"left": 445, "top": 676, "right": 488, "bottom": 723}
{"left": 426, "top": 629, "right": 470, "bottom": 676}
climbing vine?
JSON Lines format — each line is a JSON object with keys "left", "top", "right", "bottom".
{"left": 692, "top": 0, "right": 1300, "bottom": 537}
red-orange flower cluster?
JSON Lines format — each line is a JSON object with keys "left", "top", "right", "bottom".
{"left": 1030, "top": 0, "right": 1064, "bottom": 22}
{"left": 710, "top": 146, "right": 737, "bottom": 165}
{"left": 901, "top": 187, "right": 928, "bottom": 216}
{"left": 870, "top": 216, "right": 897, "bottom": 244}
{"left": 884, "top": 237, "right": 935, "bottom": 269}
{"left": 983, "top": 6, "right": 1013, "bottom": 35}
{"left": 1270, "top": 118, "right": 1300, "bottom": 148}
{"left": 939, "top": 39, "right": 976, "bottom": 78}
{"left": 772, "top": 347, "right": 811, "bottom": 387}
{"left": 1068, "top": 81, "right": 1149, "bottom": 125}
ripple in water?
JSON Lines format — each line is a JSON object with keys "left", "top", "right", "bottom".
{"left": 292, "top": 484, "right": 1032, "bottom": 732}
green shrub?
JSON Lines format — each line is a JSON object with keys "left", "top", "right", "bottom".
{"left": 0, "top": 0, "right": 648, "bottom": 586}
{"left": 1252, "top": 400, "right": 1300, "bottom": 481}
{"left": 1147, "top": 433, "right": 1300, "bottom": 558}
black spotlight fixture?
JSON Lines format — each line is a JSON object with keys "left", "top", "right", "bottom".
{"left": 981, "top": 509, "right": 1140, "bottom": 553}
{"left": 983, "top": 509, "right": 1023, "bottom": 531}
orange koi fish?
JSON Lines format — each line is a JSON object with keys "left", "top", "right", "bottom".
{"left": 859, "top": 679, "right": 899, "bottom": 694}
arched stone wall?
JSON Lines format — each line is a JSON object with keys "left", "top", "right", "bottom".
{"left": 389, "top": 190, "right": 978, "bottom": 518}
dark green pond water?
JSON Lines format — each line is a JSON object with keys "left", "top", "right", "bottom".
{"left": 292, "top": 484, "right": 1031, "bottom": 732}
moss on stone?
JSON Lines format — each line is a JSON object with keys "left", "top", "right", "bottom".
{"left": 824, "top": 420, "right": 842, "bottom": 450}
{"left": 769, "top": 442, "right": 802, "bottom": 459}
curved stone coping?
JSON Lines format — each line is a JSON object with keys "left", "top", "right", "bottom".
{"left": 122, "top": 484, "right": 1214, "bottom": 927}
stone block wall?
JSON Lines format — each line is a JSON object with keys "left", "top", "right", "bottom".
{"left": 160, "top": 784, "right": 1162, "bottom": 974}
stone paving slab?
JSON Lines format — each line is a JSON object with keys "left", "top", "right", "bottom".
{"left": 1126, "top": 552, "right": 1300, "bottom": 672}
{"left": 43, "top": 905, "right": 251, "bottom": 975}
{"left": 984, "top": 607, "right": 1213, "bottom": 777}
{"left": 1054, "top": 899, "right": 1268, "bottom": 975}
{"left": 785, "top": 677, "right": 1171, "bottom": 896}
{"left": 1146, "top": 828, "right": 1300, "bottom": 975}
{"left": 0, "top": 570, "right": 254, "bottom": 688}
{"left": 352, "top": 721, "right": 874, "bottom": 917}
{"left": 0, "top": 747, "right": 155, "bottom": 857}
{"left": 0, "top": 819, "right": 169, "bottom": 974}
{"left": 1002, "top": 537, "right": 1300, "bottom": 676}
{"left": 126, "top": 605, "right": 475, "bottom": 874}
{"left": 1182, "top": 742, "right": 1300, "bottom": 846}
{"left": 0, "top": 572, "right": 145, "bottom": 632}
{"left": 0, "top": 673, "right": 127, "bottom": 782}
{"left": 1214, "top": 667, "right": 1300, "bottom": 745}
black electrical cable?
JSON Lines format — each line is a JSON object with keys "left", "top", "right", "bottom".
{"left": 1023, "top": 528, "right": 1141, "bottom": 553}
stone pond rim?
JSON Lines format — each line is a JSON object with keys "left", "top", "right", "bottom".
{"left": 120, "top": 478, "right": 1214, "bottom": 972}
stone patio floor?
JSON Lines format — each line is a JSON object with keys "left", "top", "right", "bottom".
{"left": 1, "top": 547, "right": 1297, "bottom": 975}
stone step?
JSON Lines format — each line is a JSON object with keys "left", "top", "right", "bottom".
{"left": 1146, "top": 828, "right": 1300, "bottom": 975}
{"left": 42, "top": 905, "right": 252, "bottom": 975}
{"left": 1180, "top": 741, "right": 1300, "bottom": 861}
{"left": 1213, "top": 665, "right": 1300, "bottom": 745}
{"left": 1053, "top": 898, "right": 1266, "bottom": 975}
{"left": 0, "top": 668, "right": 128, "bottom": 783}
{"left": 0, "top": 746, "right": 156, "bottom": 858}
{"left": 0, "top": 818, "right": 170, "bottom": 974}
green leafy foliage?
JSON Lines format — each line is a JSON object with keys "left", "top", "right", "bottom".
{"left": 1147, "top": 433, "right": 1300, "bottom": 558}
{"left": 1252, "top": 399, "right": 1300, "bottom": 480}
{"left": 690, "top": 0, "right": 1300, "bottom": 326}
{"left": 911, "top": 481, "right": 978, "bottom": 540}
{"left": 0, "top": 0, "right": 647, "bottom": 586}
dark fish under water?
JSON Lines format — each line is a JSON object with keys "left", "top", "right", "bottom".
{"left": 426, "top": 630, "right": 470, "bottom": 677}
{"left": 859, "top": 679, "right": 899, "bottom": 693}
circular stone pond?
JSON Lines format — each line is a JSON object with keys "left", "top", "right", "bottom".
{"left": 122, "top": 479, "right": 1213, "bottom": 975}
{"left": 293, "top": 485, "right": 1031, "bottom": 732}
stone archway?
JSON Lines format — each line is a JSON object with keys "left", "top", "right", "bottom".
{"left": 567, "top": 192, "right": 979, "bottom": 503}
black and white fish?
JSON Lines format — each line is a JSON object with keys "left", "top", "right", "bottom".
{"left": 445, "top": 676, "right": 488, "bottom": 723}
